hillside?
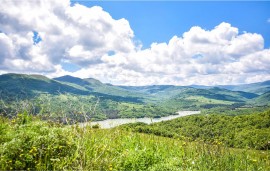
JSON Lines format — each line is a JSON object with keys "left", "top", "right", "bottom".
{"left": 0, "top": 73, "right": 89, "bottom": 97}
{"left": 191, "top": 80, "right": 270, "bottom": 95}
{"left": 0, "top": 73, "right": 269, "bottom": 170}
{"left": 121, "top": 109, "right": 270, "bottom": 150}
{"left": 218, "top": 80, "right": 270, "bottom": 95}
{"left": 0, "top": 74, "right": 143, "bottom": 103}
{"left": 0, "top": 74, "right": 174, "bottom": 121}
{"left": 0, "top": 114, "right": 269, "bottom": 170}
{"left": 0, "top": 73, "right": 269, "bottom": 121}
{"left": 159, "top": 87, "right": 259, "bottom": 110}
{"left": 54, "top": 75, "right": 147, "bottom": 101}
{"left": 250, "top": 91, "right": 270, "bottom": 106}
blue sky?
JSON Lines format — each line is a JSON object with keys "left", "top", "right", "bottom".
{"left": 76, "top": 1, "right": 270, "bottom": 49}
{"left": 0, "top": 0, "right": 270, "bottom": 85}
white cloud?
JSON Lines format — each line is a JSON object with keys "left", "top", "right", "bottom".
{"left": 0, "top": 0, "right": 269, "bottom": 86}
{"left": 0, "top": 0, "right": 135, "bottom": 71}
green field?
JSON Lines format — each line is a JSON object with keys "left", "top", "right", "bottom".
{"left": 0, "top": 114, "right": 269, "bottom": 170}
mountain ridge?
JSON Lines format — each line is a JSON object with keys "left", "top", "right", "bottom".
{"left": 0, "top": 73, "right": 268, "bottom": 107}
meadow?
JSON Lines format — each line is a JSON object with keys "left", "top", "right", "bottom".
{"left": 0, "top": 112, "right": 269, "bottom": 170}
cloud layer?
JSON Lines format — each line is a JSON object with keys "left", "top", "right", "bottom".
{"left": 0, "top": 0, "right": 269, "bottom": 85}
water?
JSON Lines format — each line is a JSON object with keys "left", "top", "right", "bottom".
{"left": 82, "top": 111, "right": 201, "bottom": 129}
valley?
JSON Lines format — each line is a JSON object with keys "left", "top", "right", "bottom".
{"left": 0, "top": 73, "right": 269, "bottom": 170}
{"left": 0, "top": 73, "right": 269, "bottom": 122}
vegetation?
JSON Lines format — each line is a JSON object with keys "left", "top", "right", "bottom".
{"left": 120, "top": 110, "right": 270, "bottom": 150}
{"left": 0, "top": 114, "right": 269, "bottom": 170}
{"left": 0, "top": 93, "right": 175, "bottom": 122}
{"left": 0, "top": 73, "right": 269, "bottom": 122}
{"left": 0, "top": 73, "right": 269, "bottom": 170}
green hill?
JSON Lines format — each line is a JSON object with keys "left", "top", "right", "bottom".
{"left": 250, "top": 91, "right": 270, "bottom": 106}
{"left": 0, "top": 73, "right": 268, "bottom": 121}
{"left": 0, "top": 74, "right": 174, "bottom": 121}
{"left": 54, "top": 75, "right": 147, "bottom": 101}
{"left": 159, "top": 87, "right": 259, "bottom": 110}
{"left": 121, "top": 109, "right": 270, "bottom": 150}
{"left": 218, "top": 80, "right": 270, "bottom": 95}
{"left": 0, "top": 113, "right": 269, "bottom": 170}
{"left": 0, "top": 73, "right": 89, "bottom": 98}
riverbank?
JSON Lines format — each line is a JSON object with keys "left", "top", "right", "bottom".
{"left": 82, "top": 110, "right": 201, "bottom": 129}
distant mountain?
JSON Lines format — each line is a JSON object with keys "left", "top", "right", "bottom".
{"left": 173, "top": 87, "right": 257, "bottom": 102}
{"left": 0, "top": 73, "right": 88, "bottom": 98}
{"left": 119, "top": 85, "right": 189, "bottom": 99}
{"left": 0, "top": 74, "right": 143, "bottom": 103}
{"left": 251, "top": 91, "right": 270, "bottom": 106}
{"left": 223, "top": 81, "right": 270, "bottom": 95}
{"left": 54, "top": 75, "right": 146, "bottom": 100}
{"left": 0, "top": 73, "right": 268, "bottom": 109}
{"left": 159, "top": 87, "right": 261, "bottom": 110}
{"left": 191, "top": 80, "right": 270, "bottom": 95}
{"left": 207, "top": 87, "right": 258, "bottom": 100}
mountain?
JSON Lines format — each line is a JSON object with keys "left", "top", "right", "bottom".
{"left": 0, "top": 73, "right": 89, "bottom": 98}
{"left": 0, "top": 74, "right": 143, "bottom": 103}
{"left": 218, "top": 81, "right": 270, "bottom": 95}
{"left": 250, "top": 91, "right": 270, "bottom": 106}
{"left": 0, "top": 73, "right": 268, "bottom": 110}
{"left": 160, "top": 87, "right": 260, "bottom": 110}
{"left": 54, "top": 75, "right": 147, "bottom": 100}
{"left": 191, "top": 80, "right": 270, "bottom": 95}
{"left": 0, "top": 73, "right": 269, "bottom": 121}
{"left": 119, "top": 85, "right": 189, "bottom": 100}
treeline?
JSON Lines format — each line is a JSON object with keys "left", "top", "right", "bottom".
{"left": 120, "top": 109, "right": 270, "bottom": 150}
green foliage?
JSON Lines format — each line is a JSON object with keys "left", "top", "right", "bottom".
{"left": 0, "top": 116, "right": 76, "bottom": 170}
{"left": 0, "top": 92, "right": 176, "bottom": 122}
{"left": 121, "top": 110, "right": 270, "bottom": 150}
{"left": 0, "top": 116, "right": 269, "bottom": 170}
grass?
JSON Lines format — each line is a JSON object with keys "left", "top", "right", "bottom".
{"left": 0, "top": 115, "right": 269, "bottom": 170}
{"left": 186, "top": 96, "right": 234, "bottom": 105}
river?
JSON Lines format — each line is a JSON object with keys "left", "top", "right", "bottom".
{"left": 81, "top": 111, "right": 200, "bottom": 129}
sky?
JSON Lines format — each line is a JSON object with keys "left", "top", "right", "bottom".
{"left": 0, "top": 0, "right": 270, "bottom": 86}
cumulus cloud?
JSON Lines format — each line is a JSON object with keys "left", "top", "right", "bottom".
{"left": 0, "top": 0, "right": 135, "bottom": 71}
{"left": 0, "top": 0, "right": 269, "bottom": 85}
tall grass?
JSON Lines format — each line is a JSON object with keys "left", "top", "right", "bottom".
{"left": 0, "top": 115, "right": 269, "bottom": 170}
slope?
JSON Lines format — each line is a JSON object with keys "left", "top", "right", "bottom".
{"left": 219, "top": 80, "right": 270, "bottom": 95}
{"left": 121, "top": 109, "right": 270, "bottom": 150}
{"left": 159, "top": 87, "right": 259, "bottom": 110}
{"left": 0, "top": 73, "right": 89, "bottom": 98}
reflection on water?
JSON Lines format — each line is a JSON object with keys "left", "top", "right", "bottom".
{"left": 81, "top": 111, "right": 200, "bottom": 129}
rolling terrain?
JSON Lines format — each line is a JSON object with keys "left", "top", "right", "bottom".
{"left": 0, "top": 73, "right": 269, "bottom": 121}
{"left": 0, "top": 73, "right": 269, "bottom": 170}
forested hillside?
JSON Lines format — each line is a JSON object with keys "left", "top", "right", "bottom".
{"left": 121, "top": 109, "right": 270, "bottom": 150}
{"left": 1, "top": 73, "right": 269, "bottom": 122}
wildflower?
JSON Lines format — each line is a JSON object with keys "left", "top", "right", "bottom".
{"left": 252, "top": 159, "right": 257, "bottom": 162}
{"left": 192, "top": 161, "right": 195, "bottom": 165}
{"left": 109, "top": 164, "right": 113, "bottom": 171}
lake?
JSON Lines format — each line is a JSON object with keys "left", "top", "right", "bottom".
{"left": 82, "top": 111, "right": 201, "bottom": 129}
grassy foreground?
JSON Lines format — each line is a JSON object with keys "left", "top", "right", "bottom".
{"left": 0, "top": 115, "right": 269, "bottom": 170}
